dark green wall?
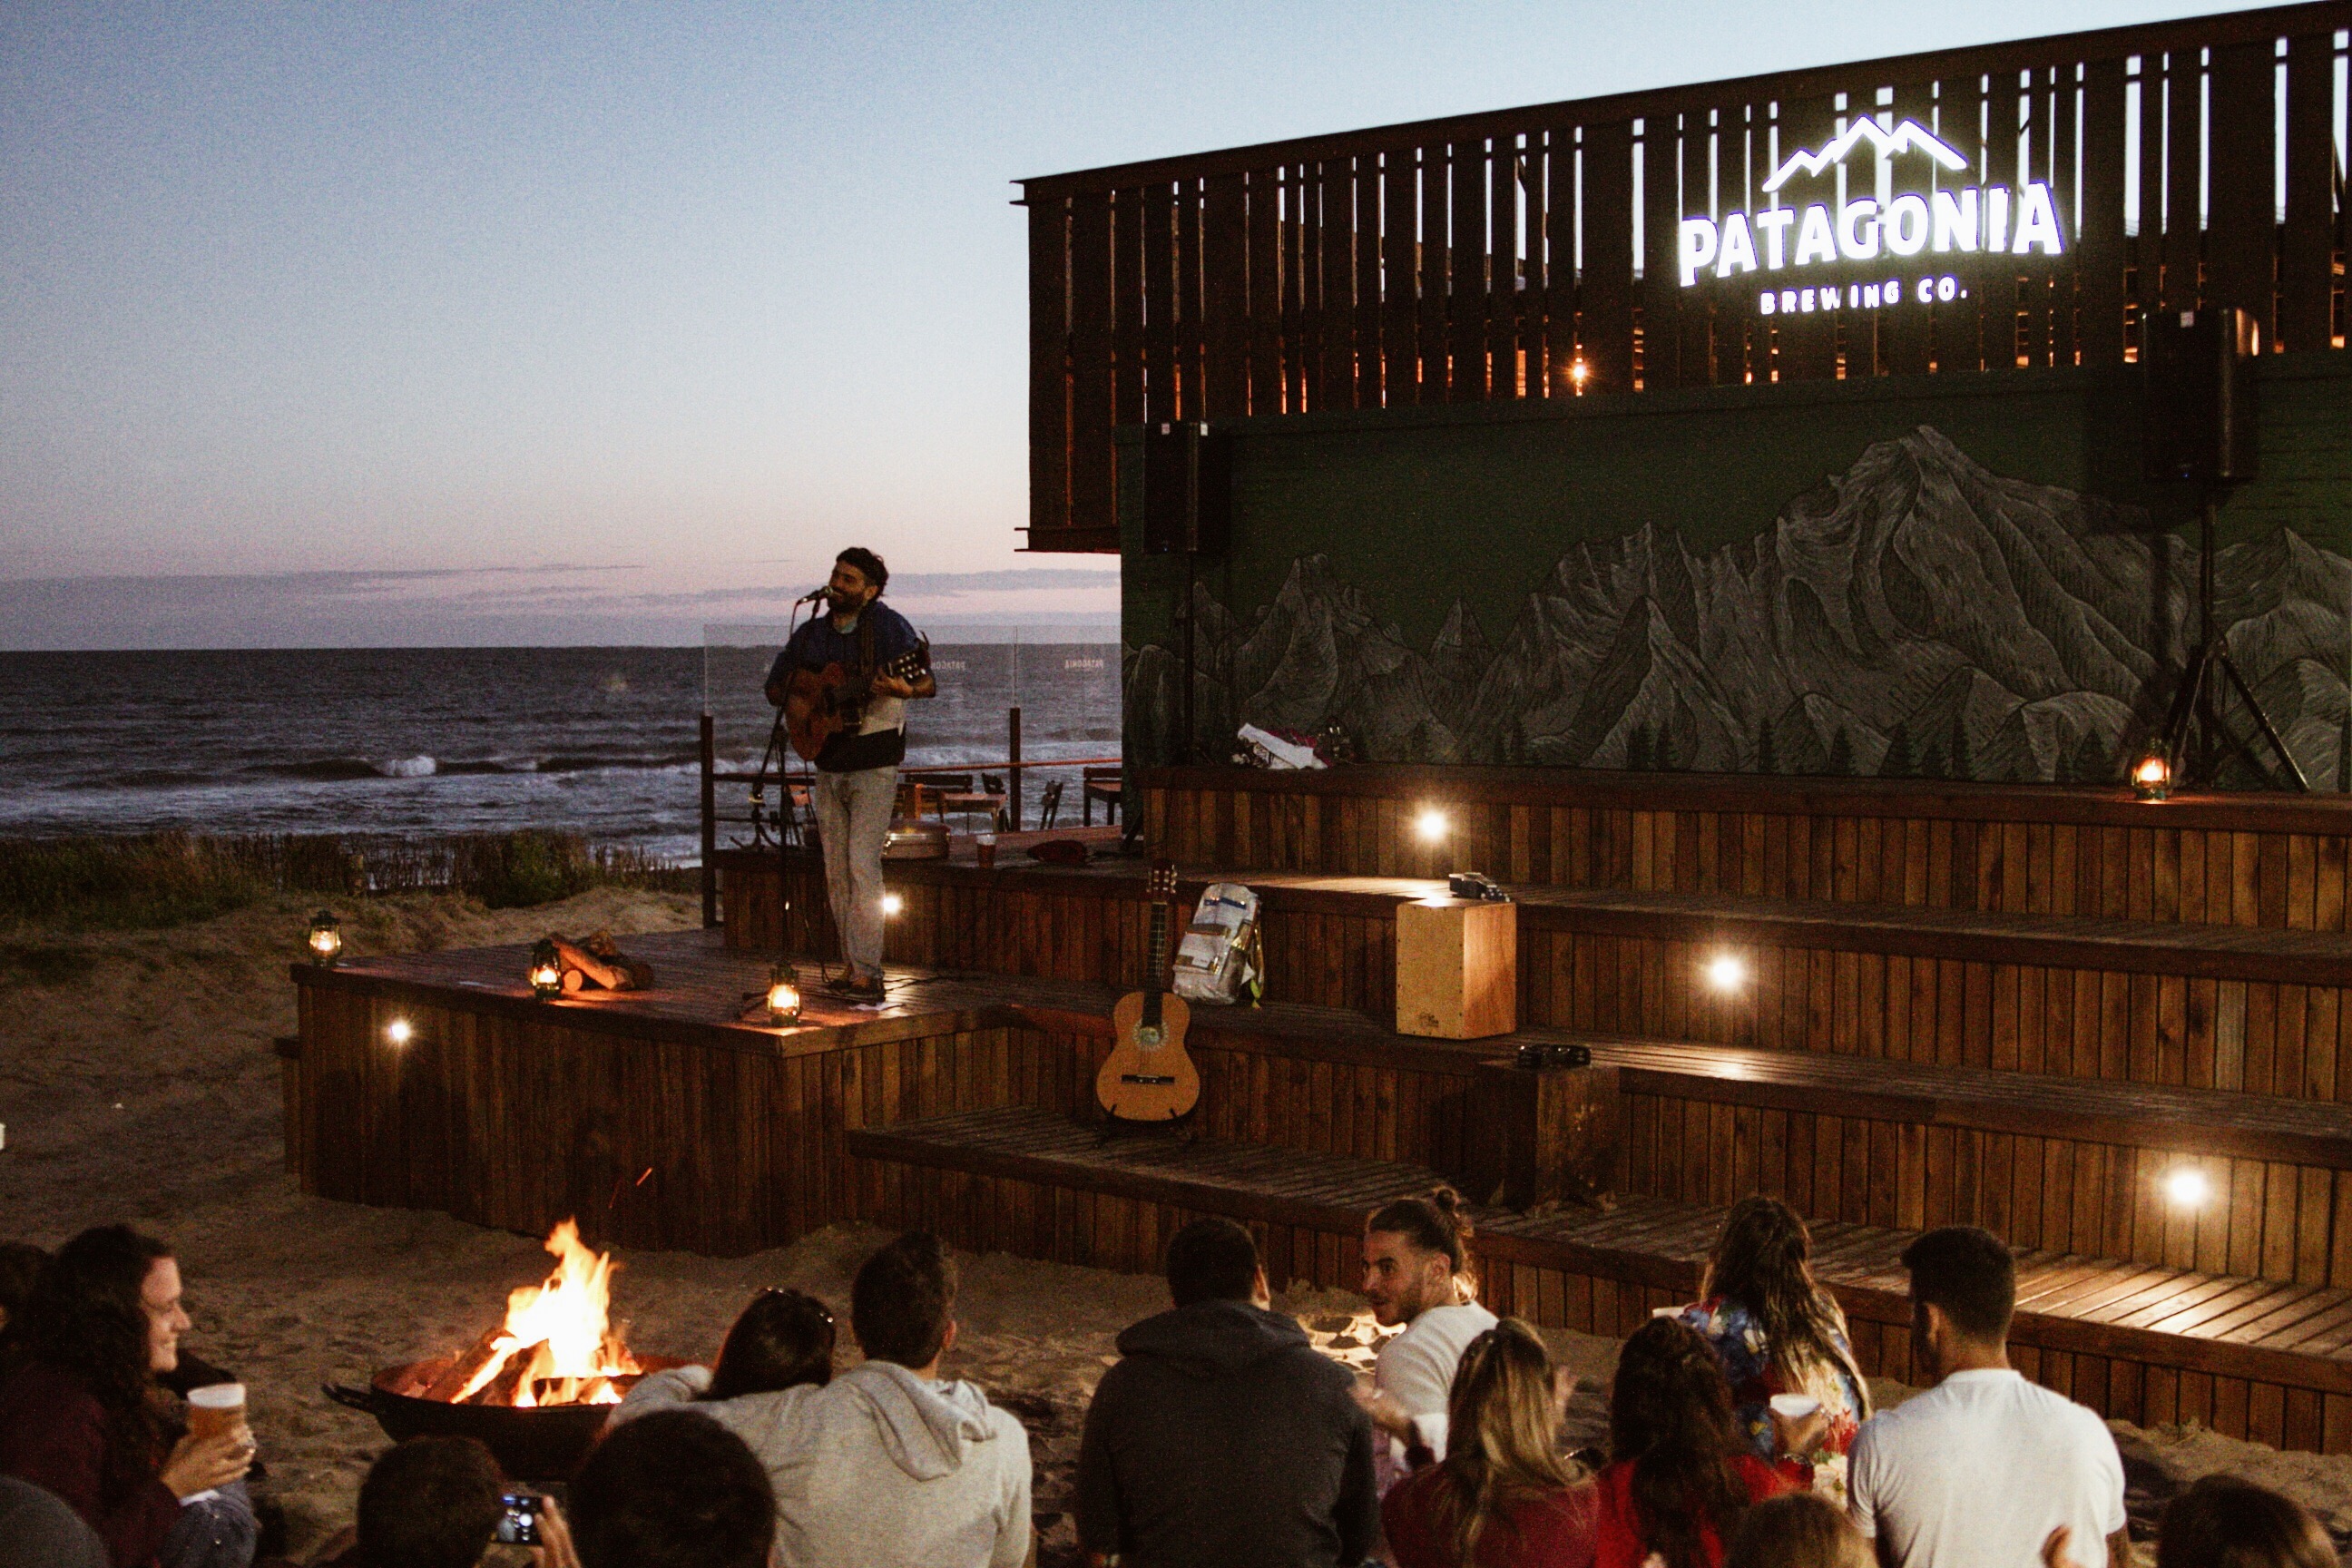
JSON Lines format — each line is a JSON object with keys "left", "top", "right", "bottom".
{"left": 1125, "top": 358, "right": 2352, "bottom": 658}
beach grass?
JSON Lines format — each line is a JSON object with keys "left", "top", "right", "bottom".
{"left": 0, "top": 830, "right": 693, "bottom": 932}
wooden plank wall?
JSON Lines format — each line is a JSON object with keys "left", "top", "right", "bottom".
{"left": 1145, "top": 780, "right": 2352, "bottom": 931}
{"left": 1024, "top": 11, "right": 2352, "bottom": 545}
{"left": 1523, "top": 931, "right": 2352, "bottom": 1100}
{"left": 1620, "top": 1091, "right": 2352, "bottom": 1287}
{"left": 873, "top": 1163, "right": 2347, "bottom": 1451}
{"left": 294, "top": 985, "right": 1094, "bottom": 1258}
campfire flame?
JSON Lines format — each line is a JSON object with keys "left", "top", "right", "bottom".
{"left": 449, "top": 1220, "right": 642, "bottom": 1407}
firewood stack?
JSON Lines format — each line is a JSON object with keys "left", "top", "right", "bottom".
{"left": 545, "top": 929, "right": 654, "bottom": 993}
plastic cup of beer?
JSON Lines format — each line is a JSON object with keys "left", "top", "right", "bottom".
{"left": 975, "top": 832, "right": 997, "bottom": 869}
{"left": 1769, "top": 1392, "right": 1820, "bottom": 1420}
{"left": 187, "top": 1384, "right": 246, "bottom": 1443}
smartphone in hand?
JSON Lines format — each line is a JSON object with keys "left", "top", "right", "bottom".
{"left": 495, "top": 1492, "right": 544, "bottom": 1546}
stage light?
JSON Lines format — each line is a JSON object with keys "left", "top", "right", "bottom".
{"left": 881, "top": 892, "right": 905, "bottom": 917}
{"left": 2161, "top": 1165, "right": 2211, "bottom": 1210}
{"left": 528, "top": 938, "right": 564, "bottom": 1000}
{"left": 1414, "top": 808, "right": 1448, "bottom": 843}
{"left": 1704, "top": 953, "right": 1749, "bottom": 993}
{"left": 2132, "top": 752, "right": 2171, "bottom": 802}
{"left": 385, "top": 1018, "right": 413, "bottom": 1046}
{"left": 766, "top": 964, "right": 801, "bottom": 1026}
{"left": 306, "top": 910, "right": 342, "bottom": 966}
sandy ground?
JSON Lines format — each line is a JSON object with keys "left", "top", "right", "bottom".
{"left": 4, "top": 888, "right": 2351, "bottom": 1563}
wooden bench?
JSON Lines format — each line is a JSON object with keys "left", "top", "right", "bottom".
{"left": 847, "top": 1103, "right": 2352, "bottom": 1451}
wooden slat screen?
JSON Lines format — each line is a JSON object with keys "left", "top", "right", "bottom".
{"left": 1023, "top": 5, "right": 2352, "bottom": 547}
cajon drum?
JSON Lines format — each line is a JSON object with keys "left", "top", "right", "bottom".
{"left": 1395, "top": 897, "right": 1516, "bottom": 1039}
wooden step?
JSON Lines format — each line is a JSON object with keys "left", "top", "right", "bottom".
{"left": 727, "top": 850, "right": 2352, "bottom": 1105}
{"left": 848, "top": 1104, "right": 2352, "bottom": 1452}
{"left": 868, "top": 969, "right": 2352, "bottom": 1291}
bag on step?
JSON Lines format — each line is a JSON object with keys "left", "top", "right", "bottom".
{"left": 1171, "top": 882, "right": 1263, "bottom": 1005}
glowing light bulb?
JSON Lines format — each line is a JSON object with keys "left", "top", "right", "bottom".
{"left": 2133, "top": 753, "right": 2171, "bottom": 801}
{"left": 386, "top": 1019, "right": 413, "bottom": 1045}
{"left": 2161, "top": 1165, "right": 2211, "bottom": 1210}
{"left": 1568, "top": 358, "right": 1592, "bottom": 393}
{"left": 880, "top": 892, "right": 904, "bottom": 917}
{"left": 1704, "top": 953, "right": 1749, "bottom": 993}
{"left": 1414, "top": 808, "right": 1448, "bottom": 843}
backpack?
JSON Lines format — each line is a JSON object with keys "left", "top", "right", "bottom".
{"left": 1171, "top": 883, "right": 1263, "bottom": 1005}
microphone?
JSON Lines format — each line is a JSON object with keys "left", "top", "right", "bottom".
{"left": 793, "top": 586, "right": 830, "bottom": 605}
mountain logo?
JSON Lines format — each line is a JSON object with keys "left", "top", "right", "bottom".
{"left": 1677, "top": 113, "right": 2065, "bottom": 291}
{"left": 1761, "top": 118, "right": 1969, "bottom": 192}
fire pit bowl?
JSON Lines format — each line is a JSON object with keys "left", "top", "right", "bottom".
{"left": 325, "top": 1354, "right": 691, "bottom": 1482}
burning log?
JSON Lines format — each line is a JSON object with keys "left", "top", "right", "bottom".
{"left": 420, "top": 1328, "right": 512, "bottom": 1404}
{"left": 466, "top": 1357, "right": 534, "bottom": 1407}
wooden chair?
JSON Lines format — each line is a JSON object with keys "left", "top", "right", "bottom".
{"left": 1034, "top": 779, "right": 1064, "bottom": 831}
{"left": 1082, "top": 767, "right": 1122, "bottom": 826}
{"left": 897, "top": 773, "right": 973, "bottom": 821}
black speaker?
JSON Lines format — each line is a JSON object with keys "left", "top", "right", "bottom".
{"left": 2143, "top": 307, "right": 2259, "bottom": 484}
{"left": 1140, "top": 422, "right": 1231, "bottom": 555}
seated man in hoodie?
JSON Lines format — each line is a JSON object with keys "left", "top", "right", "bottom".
{"left": 782, "top": 1232, "right": 1032, "bottom": 1568}
{"left": 1074, "top": 1217, "right": 1378, "bottom": 1568}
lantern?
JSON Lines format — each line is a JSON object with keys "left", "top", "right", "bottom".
{"left": 766, "top": 964, "right": 802, "bottom": 1026}
{"left": 529, "top": 939, "right": 564, "bottom": 1000}
{"left": 2132, "top": 752, "right": 2171, "bottom": 802}
{"left": 306, "top": 911, "right": 342, "bottom": 966}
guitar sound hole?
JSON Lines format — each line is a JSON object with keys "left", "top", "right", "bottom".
{"left": 1135, "top": 1027, "right": 1162, "bottom": 1047}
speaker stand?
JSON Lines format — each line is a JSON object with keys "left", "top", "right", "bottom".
{"left": 2160, "top": 490, "right": 2309, "bottom": 792}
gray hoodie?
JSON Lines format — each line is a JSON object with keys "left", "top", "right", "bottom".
{"left": 613, "top": 1361, "right": 1031, "bottom": 1568}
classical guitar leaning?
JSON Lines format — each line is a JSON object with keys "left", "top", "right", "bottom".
{"left": 782, "top": 642, "right": 930, "bottom": 763}
{"left": 1096, "top": 861, "right": 1200, "bottom": 1122}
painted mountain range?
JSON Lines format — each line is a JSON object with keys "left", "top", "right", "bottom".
{"left": 1126, "top": 426, "right": 2352, "bottom": 787}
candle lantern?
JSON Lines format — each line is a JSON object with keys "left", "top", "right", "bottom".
{"left": 2132, "top": 752, "right": 2171, "bottom": 802}
{"left": 529, "top": 939, "right": 564, "bottom": 999}
{"left": 766, "top": 964, "right": 802, "bottom": 1026}
{"left": 306, "top": 911, "right": 342, "bottom": 966}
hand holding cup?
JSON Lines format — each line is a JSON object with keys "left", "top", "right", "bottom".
{"left": 1768, "top": 1391, "right": 1828, "bottom": 1458}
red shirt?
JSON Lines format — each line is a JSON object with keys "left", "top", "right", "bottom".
{"left": 0, "top": 1361, "right": 181, "bottom": 1568}
{"left": 1381, "top": 1466, "right": 1599, "bottom": 1568}
{"left": 1591, "top": 1454, "right": 1805, "bottom": 1568}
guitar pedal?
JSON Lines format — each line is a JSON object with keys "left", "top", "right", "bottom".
{"left": 1447, "top": 871, "right": 1510, "bottom": 902}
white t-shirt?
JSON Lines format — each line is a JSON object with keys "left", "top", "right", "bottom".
{"left": 1373, "top": 1299, "right": 1497, "bottom": 1488}
{"left": 1848, "top": 1368, "right": 2125, "bottom": 1568}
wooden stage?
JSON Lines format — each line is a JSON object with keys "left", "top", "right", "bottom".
{"left": 287, "top": 767, "right": 2352, "bottom": 1453}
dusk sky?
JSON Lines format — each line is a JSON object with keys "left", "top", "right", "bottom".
{"left": 1, "top": 1, "right": 2243, "bottom": 647}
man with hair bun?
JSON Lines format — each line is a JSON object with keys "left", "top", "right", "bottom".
{"left": 1357, "top": 1187, "right": 1497, "bottom": 1496}
{"left": 763, "top": 546, "right": 935, "bottom": 1004}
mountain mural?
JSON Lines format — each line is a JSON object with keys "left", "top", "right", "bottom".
{"left": 1125, "top": 426, "right": 2352, "bottom": 787}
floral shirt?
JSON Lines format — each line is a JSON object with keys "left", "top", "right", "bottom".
{"left": 1673, "top": 1295, "right": 1865, "bottom": 1484}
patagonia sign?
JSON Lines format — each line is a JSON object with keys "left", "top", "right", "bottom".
{"left": 1677, "top": 118, "right": 2064, "bottom": 314}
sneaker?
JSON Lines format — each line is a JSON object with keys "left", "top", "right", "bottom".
{"left": 825, "top": 973, "right": 886, "bottom": 1004}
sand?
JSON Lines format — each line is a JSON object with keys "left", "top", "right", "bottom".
{"left": 4, "top": 888, "right": 2351, "bottom": 1563}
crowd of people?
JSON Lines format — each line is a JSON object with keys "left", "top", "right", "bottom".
{"left": 0, "top": 1198, "right": 2340, "bottom": 1568}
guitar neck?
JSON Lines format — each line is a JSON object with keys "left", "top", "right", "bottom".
{"left": 1142, "top": 898, "right": 1169, "bottom": 1028}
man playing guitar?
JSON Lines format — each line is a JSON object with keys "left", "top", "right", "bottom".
{"left": 763, "top": 547, "right": 936, "bottom": 1003}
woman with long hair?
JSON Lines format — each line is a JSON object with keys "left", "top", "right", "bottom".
{"left": 2151, "top": 1475, "right": 2335, "bottom": 1568}
{"left": 1675, "top": 1197, "right": 1868, "bottom": 1467}
{"left": 611, "top": 1286, "right": 837, "bottom": 1507}
{"left": 1380, "top": 1318, "right": 1593, "bottom": 1568}
{"left": 0, "top": 1225, "right": 256, "bottom": 1568}
{"left": 1593, "top": 1317, "right": 1804, "bottom": 1568}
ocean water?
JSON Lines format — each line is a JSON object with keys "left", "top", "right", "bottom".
{"left": 0, "top": 642, "right": 1121, "bottom": 863}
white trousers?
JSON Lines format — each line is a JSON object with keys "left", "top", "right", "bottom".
{"left": 812, "top": 764, "right": 897, "bottom": 977}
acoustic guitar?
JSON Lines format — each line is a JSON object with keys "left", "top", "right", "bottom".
{"left": 783, "top": 642, "right": 929, "bottom": 763}
{"left": 1096, "top": 861, "right": 1200, "bottom": 1122}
